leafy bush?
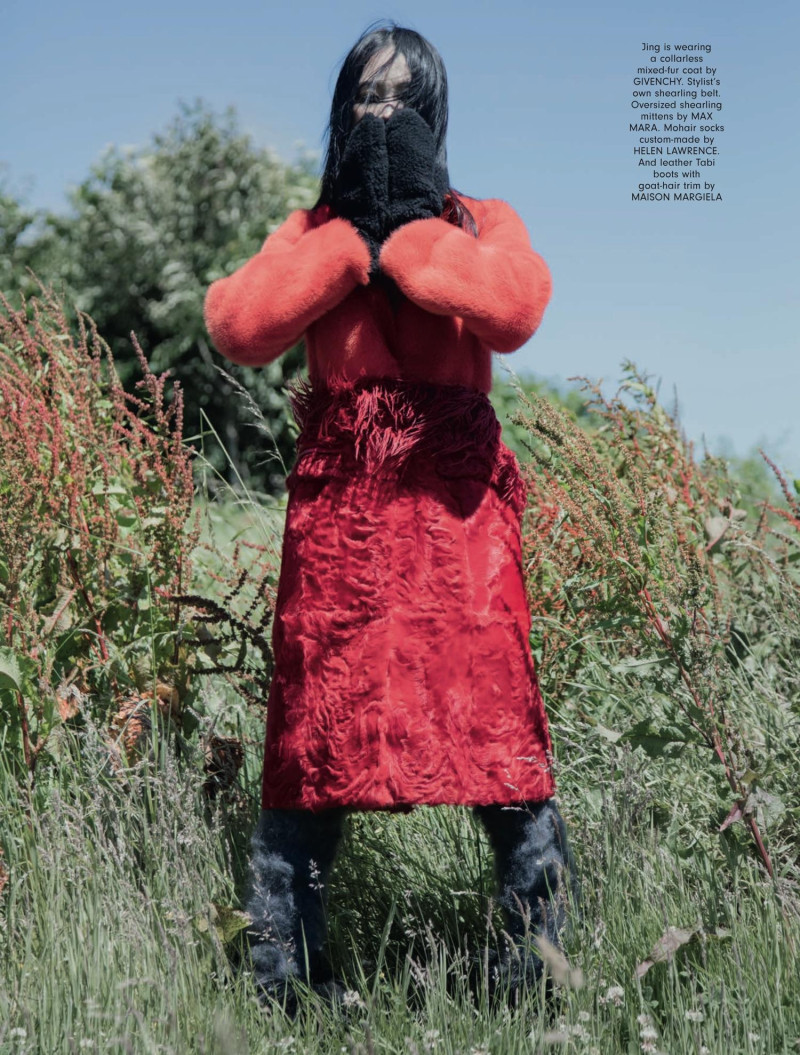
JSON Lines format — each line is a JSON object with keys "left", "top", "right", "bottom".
{"left": 0, "top": 288, "right": 197, "bottom": 779}
{"left": 2, "top": 102, "right": 318, "bottom": 493}
{"left": 517, "top": 364, "right": 800, "bottom": 878}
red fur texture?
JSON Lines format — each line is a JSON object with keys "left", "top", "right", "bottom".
{"left": 203, "top": 197, "right": 552, "bottom": 391}
{"left": 203, "top": 200, "right": 555, "bottom": 811}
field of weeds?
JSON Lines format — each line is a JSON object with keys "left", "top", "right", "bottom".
{"left": 1, "top": 293, "right": 798, "bottom": 1054}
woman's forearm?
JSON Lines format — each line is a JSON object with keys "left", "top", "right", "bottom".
{"left": 203, "top": 209, "right": 371, "bottom": 366}
{"left": 379, "top": 199, "right": 552, "bottom": 352}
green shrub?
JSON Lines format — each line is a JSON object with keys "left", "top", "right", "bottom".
{"left": 0, "top": 289, "right": 197, "bottom": 781}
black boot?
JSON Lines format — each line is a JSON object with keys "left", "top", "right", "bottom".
{"left": 246, "top": 807, "right": 346, "bottom": 1011}
{"left": 473, "top": 799, "right": 574, "bottom": 995}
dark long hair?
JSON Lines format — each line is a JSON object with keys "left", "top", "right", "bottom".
{"left": 317, "top": 22, "right": 475, "bottom": 234}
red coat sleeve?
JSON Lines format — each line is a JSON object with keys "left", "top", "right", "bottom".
{"left": 378, "top": 198, "right": 552, "bottom": 353}
{"left": 203, "top": 207, "right": 371, "bottom": 366}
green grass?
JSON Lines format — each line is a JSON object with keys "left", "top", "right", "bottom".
{"left": 2, "top": 648, "right": 798, "bottom": 1053}
{"left": 2, "top": 347, "right": 799, "bottom": 1052}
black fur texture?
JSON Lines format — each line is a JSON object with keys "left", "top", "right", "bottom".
{"left": 384, "top": 107, "right": 447, "bottom": 234}
{"left": 473, "top": 798, "right": 575, "bottom": 990}
{"left": 331, "top": 113, "right": 388, "bottom": 276}
{"left": 331, "top": 108, "right": 447, "bottom": 279}
{"left": 244, "top": 798, "right": 575, "bottom": 1011}
{"left": 245, "top": 807, "right": 346, "bottom": 1010}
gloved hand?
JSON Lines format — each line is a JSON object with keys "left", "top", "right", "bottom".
{"left": 384, "top": 108, "right": 445, "bottom": 235}
{"left": 331, "top": 114, "right": 389, "bottom": 277}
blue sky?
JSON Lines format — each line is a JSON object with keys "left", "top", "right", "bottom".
{"left": 4, "top": 0, "right": 799, "bottom": 470}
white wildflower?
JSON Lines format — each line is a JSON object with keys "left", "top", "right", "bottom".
{"left": 685, "top": 1009, "right": 705, "bottom": 1023}
{"left": 578, "top": 1010, "right": 591, "bottom": 1022}
{"left": 601, "top": 984, "right": 625, "bottom": 1007}
{"left": 423, "top": 1028, "right": 441, "bottom": 1050}
{"left": 10, "top": 1029, "right": 27, "bottom": 1040}
{"left": 308, "top": 859, "right": 324, "bottom": 893}
{"left": 342, "top": 989, "right": 366, "bottom": 1010}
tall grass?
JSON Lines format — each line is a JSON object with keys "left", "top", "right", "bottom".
{"left": 1, "top": 299, "right": 798, "bottom": 1053}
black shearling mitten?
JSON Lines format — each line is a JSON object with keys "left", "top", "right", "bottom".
{"left": 331, "top": 114, "right": 389, "bottom": 276}
{"left": 384, "top": 108, "right": 446, "bottom": 235}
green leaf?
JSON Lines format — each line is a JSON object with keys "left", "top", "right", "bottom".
{"left": 622, "top": 719, "right": 700, "bottom": 758}
{"left": 0, "top": 647, "right": 24, "bottom": 694}
{"left": 611, "top": 657, "right": 665, "bottom": 678}
{"left": 745, "top": 788, "right": 786, "bottom": 830}
{"left": 211, "top": 903, "right": 252, "bottom": 944}
{"left": 594, "top": 724, "right": 623, "bottom": 743}
{"left": 193, "top": 903, "right": 251, "bottom": 944}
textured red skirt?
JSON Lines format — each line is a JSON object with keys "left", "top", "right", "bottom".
{"left": 260, "top": 376, "right": 555, "bottom": 812}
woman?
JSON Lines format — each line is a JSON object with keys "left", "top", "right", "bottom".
{"left": 204, "top": 23, "right": 571, "bottom": 1009}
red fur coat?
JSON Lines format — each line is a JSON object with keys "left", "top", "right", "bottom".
{"left": 204, "top": 196, "right": 552, "bottom": 389}
{"left": 203, "top": 198, "right": 556, "bottom": 811}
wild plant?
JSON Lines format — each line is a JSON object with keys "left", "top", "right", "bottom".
{"left": 516, "top": 363, "right": 799, "bottom": 880}
{"left": 0, "top": 288, "right": 197, "bottom": 781}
